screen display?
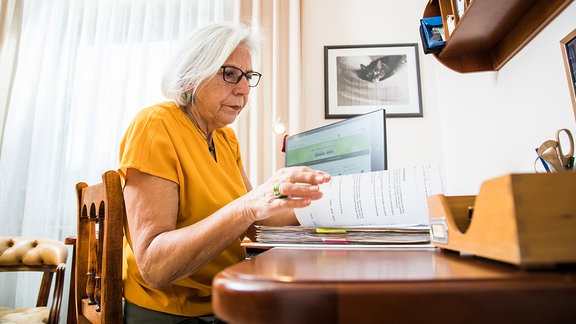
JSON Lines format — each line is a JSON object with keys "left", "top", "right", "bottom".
{"left": 285, "top": 109, "right": 387, "bottom": 175}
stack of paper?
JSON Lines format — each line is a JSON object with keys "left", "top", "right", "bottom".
{"left": 256, "top": 225, "right": 430, "bottom": 244}
{"left": 254, "top": 165, "right": 444, "bottom": 246}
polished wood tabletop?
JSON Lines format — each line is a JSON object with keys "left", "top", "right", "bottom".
{"left": 213, "top": 247, "right": 576, "bottom": 324}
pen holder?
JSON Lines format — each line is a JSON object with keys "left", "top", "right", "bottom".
{"left": 428, "top": 172, "right": 576, "bottom": 268}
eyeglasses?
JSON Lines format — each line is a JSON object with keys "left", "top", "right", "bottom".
{"left": 220, "top": 66, "right": 262, "bottom": 87}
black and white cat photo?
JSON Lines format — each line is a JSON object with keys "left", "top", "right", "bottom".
{"left": 358, "top": 55, "right": 406, "bottom": 82}
{"left": 335, "top": 53, "right": 410, "bottom": 107}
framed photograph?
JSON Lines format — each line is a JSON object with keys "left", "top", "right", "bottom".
{"left": 324, "top": 43, "right": 423, "bottom": 119}
{"left": 560, "top": 28, "right": 576, "bottom": 116}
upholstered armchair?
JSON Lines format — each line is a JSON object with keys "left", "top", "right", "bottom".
{"left": 0, "top": 236, "right": 68, "bottom": 324}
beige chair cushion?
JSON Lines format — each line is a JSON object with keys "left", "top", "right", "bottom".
{"left": 0, "top": 305, "right": 48, "bottom": 324}
{"left": 0, "top": 237, "right": 68, "bottom": 324}
{"left": 0, "top": 237, "right": 68, "bottom": 266}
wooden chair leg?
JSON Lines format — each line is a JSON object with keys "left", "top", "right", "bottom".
{"left": 65, "top": 236, "right": 77, "bottom": 324}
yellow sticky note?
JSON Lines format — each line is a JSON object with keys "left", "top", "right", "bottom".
{"left": 316, "top": 228, "right": 347, "bottom": 234}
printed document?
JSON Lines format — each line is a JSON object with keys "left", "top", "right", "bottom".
{"left": 295, "top": 165, "right": 444, "bottom": 227}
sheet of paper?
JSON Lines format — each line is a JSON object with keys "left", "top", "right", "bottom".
{"left": 295, "top": 165, "right": 444, "bottom": 227}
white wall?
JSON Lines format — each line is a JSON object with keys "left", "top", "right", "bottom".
{"left": 300, "top": 0, "right": 576, "bottom": 195}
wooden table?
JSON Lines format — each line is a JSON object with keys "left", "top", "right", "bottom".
{"left": 213, "top": 247, "right": 576, "bottom": 324}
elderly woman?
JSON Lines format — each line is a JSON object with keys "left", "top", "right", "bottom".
{"left": 118, "top": 22, "right": 331, "bottom": 323}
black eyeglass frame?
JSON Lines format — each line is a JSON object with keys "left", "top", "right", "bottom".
{"left": 220, "top": 65, "right": 262, "bottom": 87}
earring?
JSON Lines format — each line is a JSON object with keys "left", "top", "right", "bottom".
{"left": 186, "top": 92, "right": 192, "bottom": 104}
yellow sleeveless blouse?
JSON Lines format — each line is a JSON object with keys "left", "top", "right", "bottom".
{"left": 118, "top": 101, "right": 247, "bottom": 316}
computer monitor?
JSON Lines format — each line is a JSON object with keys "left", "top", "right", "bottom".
{"left": 284, "top": 108, "right": 387, "bottom": 175}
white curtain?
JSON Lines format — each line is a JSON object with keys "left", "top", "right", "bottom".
{"left": 0, "top": 0, "right": 23, "bottom": 156}
{"left": 0, "top": 0, "right": 235, "bottom": 312}
{"left": 0, "top": 0, "right": 302, "bottom": 316}
{"left": 237, "top": 0, "right": 302, "bottom": 184}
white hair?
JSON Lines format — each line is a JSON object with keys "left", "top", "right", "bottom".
{"left": 161, "top": 22, "right": 261, "bottom": 107}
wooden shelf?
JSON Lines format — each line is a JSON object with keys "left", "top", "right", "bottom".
{"left": 423, "top": 0, "right": 573, "bottom": 73}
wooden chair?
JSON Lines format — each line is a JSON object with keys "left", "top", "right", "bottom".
{"left": 72, "top": 170, "right": 125, "bottom": 323}
{"left": 0, "top": 236, "right": 68, "bottom": 324}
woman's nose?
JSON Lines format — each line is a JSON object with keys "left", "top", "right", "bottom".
{"left": 234, "top": 77, "right": 251, "bottom": 95}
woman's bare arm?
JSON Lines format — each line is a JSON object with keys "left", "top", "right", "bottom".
{"left": 124, "top": 166, "right": 329, "bottom": 289}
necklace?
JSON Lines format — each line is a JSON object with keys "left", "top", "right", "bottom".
{"left": 183, "top": 107, "right": 215, "bottom": 153}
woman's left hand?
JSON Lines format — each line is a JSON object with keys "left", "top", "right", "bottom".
{"left": 242, "top": 166, "right": 331, "bottom": 224}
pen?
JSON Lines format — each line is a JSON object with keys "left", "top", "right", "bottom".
{"left": 535, "top": 148, "right": 551, "bottom": 172}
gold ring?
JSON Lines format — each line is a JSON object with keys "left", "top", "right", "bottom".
{"left": 273, "top": 183, "right": 287, "bottom": 199}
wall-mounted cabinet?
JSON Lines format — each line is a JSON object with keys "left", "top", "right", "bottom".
{"left": 423, "top": 0, "right": 573, "bottom": 73}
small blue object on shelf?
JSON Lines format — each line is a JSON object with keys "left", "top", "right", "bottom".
{"left": 420, "top": 16, "right": 445, "bottom": 54}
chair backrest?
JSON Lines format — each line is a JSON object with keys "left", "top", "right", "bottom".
{"left": 74, "top": 170, "right": 125, "bottom": 323}
{"left": 0, "top": 236, "right": 68, "bottom": 324}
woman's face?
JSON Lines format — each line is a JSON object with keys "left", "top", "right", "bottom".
{"left": 194, "top": 44, "right": 254, "bottom": 130}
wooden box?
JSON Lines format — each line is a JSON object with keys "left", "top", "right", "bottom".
{"left": 428, "top": 172, "right": 576, "bottom": 268}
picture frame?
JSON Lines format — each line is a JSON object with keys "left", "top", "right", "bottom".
{"left": 324, "top": 43, "right": 423, "bottom": 119}
{"left": 560, "top": 28, "right": 576, "bottom": 117}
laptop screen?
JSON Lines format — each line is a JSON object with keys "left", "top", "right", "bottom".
{"left": 284, "top": 108, "right": 387, "bottom": 175}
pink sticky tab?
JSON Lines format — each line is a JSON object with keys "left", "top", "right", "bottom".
{"left": 322, "top": 238, "right": 348, "bottom": 244}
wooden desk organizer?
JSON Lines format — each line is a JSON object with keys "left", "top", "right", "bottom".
{"left": 428, "top": 172, "right": 576, "bottom": 268}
